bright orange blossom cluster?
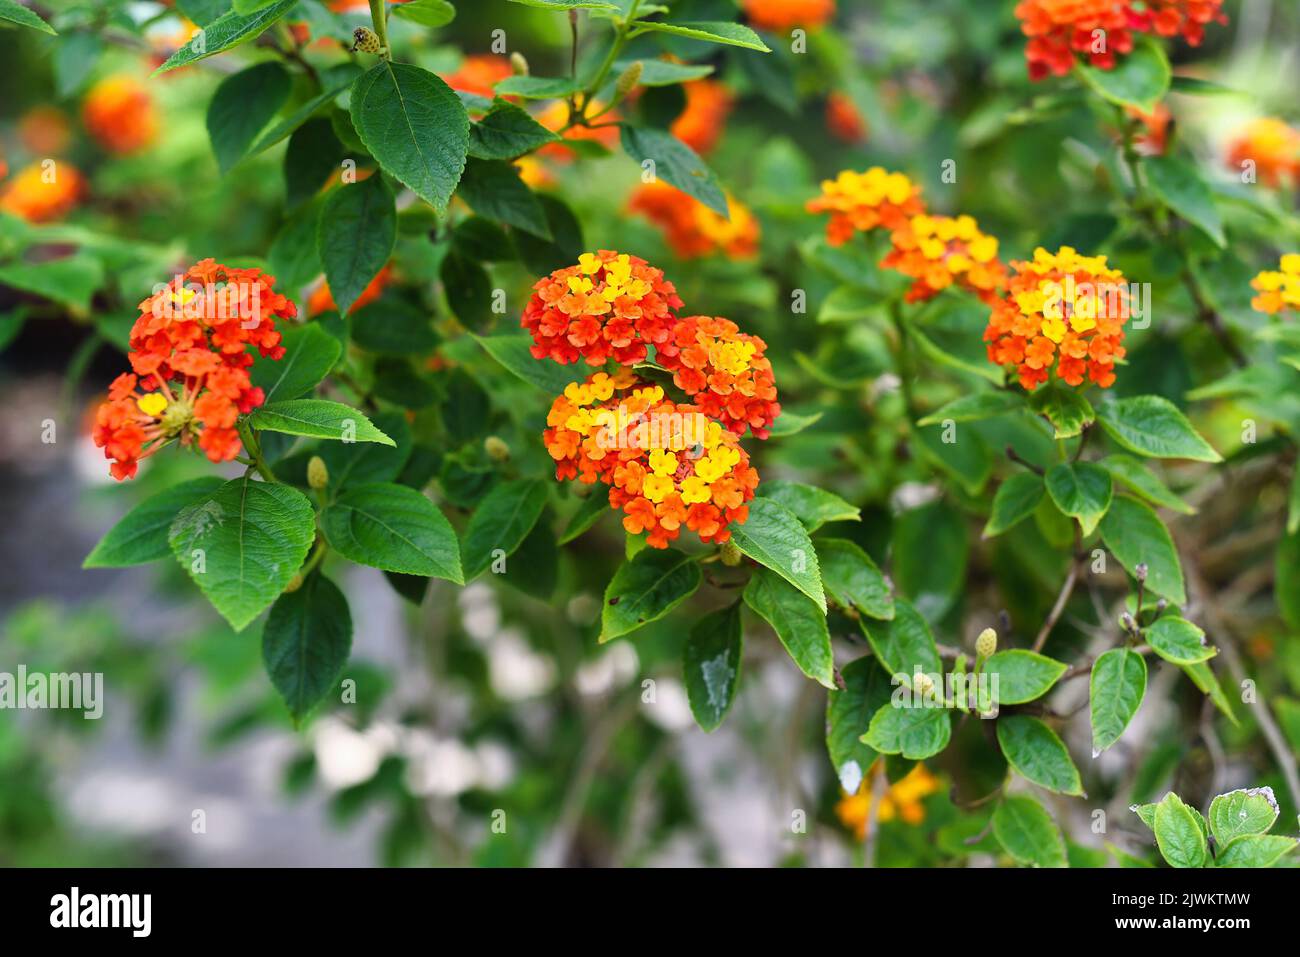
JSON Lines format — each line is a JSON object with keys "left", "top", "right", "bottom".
{"left": 627, "top": 181, "right": 760, "bottom": 261}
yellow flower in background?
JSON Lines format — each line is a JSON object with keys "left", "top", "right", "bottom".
{"left": 1250, "top": 254, "right": 1300, "bottom": 316}
{"left": 835, "top": 762, "right": 940, "bottom": 840}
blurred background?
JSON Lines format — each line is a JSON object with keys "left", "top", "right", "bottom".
{"left": 2, "top": 0, "right": 1299, "bottom": 867}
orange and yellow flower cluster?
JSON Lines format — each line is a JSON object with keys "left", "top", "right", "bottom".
{"left": 93, "top": 260, "right": 294, "bottom": 480}
{"left": 627, "top": 181, "right": 760, "bottom": 260}
{"left": 0, "top": 161, "right": 84, "bottom": 223}
{"left": 881, "top": 214, "right": 1007, "bottom": 306}
{"left": 1249, "top": 254, "right": 1300, "bottom": 317}
{"left": 742, "top": 0, "right": 835, "bottom": 32}
{"left": 805, "top": 167, "right": 926, "bottom": 247}
{"left": 984, "top": 246, "right": 1129, "bottom": 390}
{"left": 1015, "top": 0, "right": 1226, "bottom": 80}
{"left": 521, "top": 251, "right": 685, "bottom": 366}
{"left": 1225, "top": 118, "right": 1300, "bottom": 189}
{"left": 543, "top": 371, "right": 759, "bottom": 548}
{"left": 82, "top": 75, "right": 158, "bottom": 155}
{"left": 524, "top": 252, "right": 778, "bottom": 548}
{"left": 835, "top": 762, "right": 940, "bottom": 840}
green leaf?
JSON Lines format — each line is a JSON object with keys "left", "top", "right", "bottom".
{"left": 743, "top": 567, "right": 834, "bottom": 687}
{"left": 313, "top": 411, "right": 412, "bottom": 490}
{"left": 84, "top": 478, "right": 225, "bottom": 568}
{"left": 390, "top": 0, "right": 456, "bottom": 27}
{"left": 860, "top": 598, "right": 942, "bottom": 679}
{"left": 1182, "top": 660, "right": 1237, "bottom": 724}
{"left": 602, "top": 547, "right": 702, "bottom": 642}
{"left": 755, "top": 480, "right": 858, "bottom": 532}
{"left": 321, "top": 482, "right": 463, "bottom": 582}
{"left": 826, "top": 657, "right": 893, "bottom": 792}
{"left": 891, "top": 500, "right": 967, "bottom": 621}
{"left": 559, "top": 490, "right": 611, "bottom": 545}
{"left": 473, "top": 333, "right": 584, "bottom": 393}
{"left": 1289, "top": 467, "right": 1300, "bottom": 535}
{"left": 168, "top": 477, "right": 316, "bottom": 631}
{"left": 1028, "top": 383, "right": 1094, "bottom": 439}
{"left": 1146, "top": 616, "right": 1215, "bottom": 665}
{"left": 460, "top": 478, "right": 549, "bottom": 581}
{"left": 440, "top": 250, "right": 494, "bottom": 332}
{"left": 984, "top": 473, "right": 1045, "bottom": 538}
{"left": 1144, "top": 155, "right": 1226, "bottom": 248}
{"left": 0, "top": 252, "right": 104, "bottom": 312}
{"left": 248, "top": 399, "right": 394, "bottom": 445}
{"left": 917, "top": 391, "right": 1024, "bottom": 426}
{"left": 817, "top": 286, "right": 884, "bottom": 324}
{"left": 251, "top": 323, "right": 341, "bottom": 402}
{"left": 206, "top": 62, "right": 292, "bottom": 173}
{"left": 455, "top": 158, "right": 551, "bottom": 238}
{"left": 1277, "top": 530, "right": 1300, "bottom": 630}
{"left": 350, "top": 299, "right": 439, "bottom": 354}
{"left": 993, "top": 796, "right": 1068, "bottom": 868}
{"left": 985, "top": 650, "right": 1067, "bottom": 705}
{"left": 1099, "top": 496, "right": 1186, "bottom": 605}
{"left": 861, "top": 701, "right": 951, "bottom": 760}
{"left": 512, "top": 193, "right": 585, "bottom": 275}
{"left": 1045, "top": 461, "right": 1112, "bottom": 536}
{"left": 468, "top": 99, "right": 559, "bottom": 159}
{"left": 683, "top": 602, "right": 743, "bottom": 731}
{"left": 1097, "top": 454, "right": 1195, "bottom": 515}
{"left": 1089, "top": 648, "right": 1147, "bottom": 755}
{"left": 1077, "top": 35, "right": 1171, "bottom": 113}
{"left": 53, "top": 32, "right": 99, "bottom": 95}
{"left": 620, "top": 125, "right": 728, "bottom": 217}
{"left": 154, "top": 0, "right": 298, "bottom": 73}
{"left": 317, "top": 176, "right": 397, "bottom": 315}
{"left": 633, "top": 20, "right": 770, "bottom": 52}
{"left": 268, "top": 200, "right": 325, "bottom": 293}
{"left": 996, "top": 715, "right": 1084, "bottom": 796}
{"left": 1097, "top": 395, "right": 1220, "bottom": 462}
{"left": 1153, "top": 791, "right": 1209, "bottom": 868}
{"left": 1215, "top": 834, "right": 1296, "bottom": 868}
{"left": 0, "top": 0, "right": 56, "bottom": 33}
{"left": 492, "top": 75, "right": 580, "bottom": 99}
{"left": 248, "top": 66, "right": 362, "bottom": 156}
{"left": 350, "top": 62, "right": 469, "bottom": 213}
{"left": 727, "top": 498, "right": 826, "bottom": 611}
{"left": 817, "top": 538, "right": 894, "bottom": 621}
{"left": 1208, "top": 787, "right": 1280, "bottom": 847}
{"left": 263, "top": 573, "right": 352, "bottom": 723}
{"left": 767, "top": 409, "right": 822, "bottom": 438}
{"left": 285, "top": 118, "right": 345, "bottom": 209}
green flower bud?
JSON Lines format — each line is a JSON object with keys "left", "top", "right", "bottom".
{"left": 975, "top": 627, "right": 997, "bottom": 659}
{"left": 614, "top": 61, "right": 643, "bottom": 100}
{"left": 510, "top": 51, "right": 529, "bottom": 76}
{"left": 307, "top": 455, "right": 329, "bottom": 490}
{"left": 719, "top": 540, "right": 742, "bottom": 567}
{"left": 484, "top": 435, "right": 511, "bottom": 462}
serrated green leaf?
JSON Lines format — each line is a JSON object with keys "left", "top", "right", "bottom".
{"left": 263, "top": 573, "right": 352, "bottom": 722}
{"left": 251, "top": 323, "right": 341, "bottom": 402}
{"left": 154, "top": 0, "right": 298, "bottom": 73}
{"left": 743, "top": 567, "right": 834, "bottom": 688}
{"left": 1215, "top": 834, "right": 1296, "bottom": 867}
{"left": 1097, "top": 454, "right": 1195, "bottom": 515}
{"left": 1028, "top": 383, "right": 1094, "bottom": 439}
{"left": 350, "top": 299, "right": 439, "bottom": 354}
{"left": 322, "top": 482, "right": 463, "bottom": 582}
{"left": 727, "top": 498, "right": 826, "bottom": 611}
{"left": 997, "top": 715, "right": 1083, "bottom": 796}
{"left": 602, "top": 547, "right": 701, "bottom": 642}
{"left": 1045, "top": 461, "right": 1112, "bottom": 536}
{"left": 683, "top": 601, "right": 743, "bottom": 731}
{"left": 461, "top": 478, "right": 549, "bottom": 581}
{"left": 817, "top": 538, "right": 893, "bottom": 621}
{"left": 317, "top": 176, "right": 396, "bottom": 315}
{"left": 985, "top": 650, "right": 1067, "bottom": 705}
{"left": 249, "top": 399, "right": 394, "bottom": 444}
{"left": 1146, "top": 616, "right": 1215, "bottom": 664}
{"left": 984, "top": 473, "right": 1046, "bottom": 538}
{"left": 632, "top": 20, "right": 770, "bottom": 52}
{"left": 620, "top": 125, "right": 727, "bottom": 217}
{"left": 206, "top": 61, "right": 291, "bottom": 173}
{"left": 860, "top": 598, "right": 942, "bottom": 679}
{"left": 85, "top": 478, "right": 226, "bottom": 568}
{"left": 862, "top": 701, "right": 951, "bottom": 760}
{"left": 1090, "top": 647, "right": 1147, "bottom": 755}
{"left": 456, "top": 158, "right": 551, "bottom": 238}
{"left": 755, "top": 480, "right": 858, "bottom": 532}
{"left": 1145, "top": 155, "right": 1225, "bottom": 248}
{"left": 1097, "top": 395, "right": 1221, "bottom": 462}
{"left": 0, "top": 0, "right": 56, "bottom": 33}
{"left": 1208, "top": 787, "right": 1280, "bottom": 847}
{"left": 1099, "top": 496, "right": 1185, "bottom": 605}
{"left": 468, "top": 99, "right": 559, "bottom": 159}
{"left": 993, "top": 795, "right": 1068, "bottom": 868}
{"left": 168, "top": 477, "right": 316, "bottom": 631}
{"left": 350, "top": 62, "right": 469, "bottom": 213}
{"left": 1153, "top": 791, "right": 1208, "bottom": 868}
{"left": 473, "top": 333, "right": 584, "bottom": 393}
{"left": 826, "top": 657, "right": 893, "bottom": 792}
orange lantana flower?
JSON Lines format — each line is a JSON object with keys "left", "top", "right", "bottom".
{"left": 445, "top": 54, "right": 513, "bottom": 98}
{"left": 826, "top": 92, "right": 867, "bottom": 144}
{"left": 521, "top": 250, "right": 683, "bottom": 366}
{"left": 83, "top": 76, "right": 158, "bottom": 155}
{"left": 835, "top": 762, "right": 940, "bottom": 840}
{"left": 742, "top": 0, "right": 835, "bottom": 32}
{"left": 0, "top": 161, "right": 84, "bottom": 222}
{"left": 1249, "top": 254, "right": 1300, "bottom": 317}
{"left": 984, "top": 246, "right": 1129, "bottom": 390}
{"left": 805, "top": 167, "right": 925, "bottom": 246}
{"left": 1225, "top": 118, "right": 1300, "bottom": 189}
{"left": 307, "top": 265, "right": 392, "bottom": 316}
{"left": 628, "top": 181, "right": 760, "bottom": 261}
{"left": 882, "top": 213, "right": 1007, "bottom": 305}
{"left": 18, "top": 106, "right": 72, "bottom": 156}
{"left": 658, "top": 316, "right": 781, "bottom": 439}
{"left": 670, "top": 80, "right": 733, "bottom": 155}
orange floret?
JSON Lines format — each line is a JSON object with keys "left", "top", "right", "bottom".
{"left": 742, "top": 0, "right": 835, "bottom": 32}
{"left": 1249, "top": 254, "right": 1300, "bottom": 317}
{"left": 658, "top": 316, "right": 781, "bottom": 439}
{"left": 805, "top": 167, "right": 925, "bottom": 246}
{"left": 670, "top": 79, "right": 733, "bottom": 155}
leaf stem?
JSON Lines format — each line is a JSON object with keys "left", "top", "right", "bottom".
{"left": 368, "top": 0, "right": 391, "bottom": 60}
{"left": 236, "top": 419, "right": 278, "bottom": 483}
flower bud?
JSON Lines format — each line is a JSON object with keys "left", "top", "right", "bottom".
{"left": 614, "top": 61, "right": 643, "bottom": 100}
{"left": 913, "top": 672, "right": 935, "bottom": 696}
{"left": 1120, "top": 611, "right": 1137, "bottom": 633}
{"left": 484, "top": 435, "right": 511, "bottom": 462}
{"left": 719, "top": 540, "right": 742, "bottom": 567}
{"left": 351, "top": 27, "right": 382, "bottom": 54}
{"left": 510, "top": 51, "right": 529, "bottom": 76}
{"left": 1134, "top": 562, "right": 1148, "bottom": 583}
{"left": 307, "top": 455, "right": 329, "bottom": 490}
{"left": 975, "top": 627, "right": 997, "bottom": 659}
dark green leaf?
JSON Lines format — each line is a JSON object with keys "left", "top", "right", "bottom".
{"left": 85, "top": 478, "right": 225, "bottom": 568}
{"left": 322, "top": 482, "right": 463, "bottom": 582}
{"left": 633, "top": 20, "right": 770, "bottom": 52}
{"left": 862, "top": 701, "right": 951, "bottom": 760}
{"left": 984, "top": 473, "right": 1045, "bottom": 538}
{"left": 996, "top": 715, "right": 1083, "bottom": 796}
{"left": 349, "top": 298, "right": 439, "bottom": 354}
{"left": 817, "top": 537, "right": 893, "bottom": 621}
{"left": 743, "top": 567, "right": 834, "bottom": 688}
{"left": 826, "top": 657, "right": 893, "bottom": 791}
{"left": 1097, "top": 395, "right": 1221, "bottom": 462}
{"left": 460, "top": 478, "right": 549, "bottom": 581}
{"left": 984, "top": 650, "right": 1067, "bottom": 705}
{"left": 263, "top": 573, "right": 352, "bottom": 722}
{"left": 891, "top": 500, "right": 967, "bottom": 621}
{"left": 251, "top": 323, "right": 341, "bottom": 402}
{"left": 1099, "top": 496, "right": 1186, "bottom": 605}
{"left": 755, "top": 480, "right": 858, "bottom": 532}
{"left": 317, "top": 176, "right": 396, "bottom": 315}
{"left": 683, "top": 602, "right": 743, "bottom": 731}
{"left": 602, "top": 547, "right": 702, "bottom": 641}
{"left": 860, "top": 598, "right": 942, "bottom": 679}
{"left": 1045, "top": 461, "right": 1112, "bottom": 536}
{"left": 468, "top": 99, "right": 560, "bottom": 159}
{"left": 1145, "top": 155, "right": 1226, "bottom": 247}
{"left": 155, "top": 0, "right": 299, "bottom": 73}
{"left": 456, "top": 158, "right": 551, "bottom": 238}
{"left": 207, "top": 61, "right": 292, "bottom": 173}
{"left": 620, "top": 125, "right": 727, "bottom": 217}
{"left": 727, "top": 497, "right": 826, "bottom": 611}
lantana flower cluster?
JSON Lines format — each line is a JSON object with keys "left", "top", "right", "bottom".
{"left": 983, "top": 246, "right": 1130, "bottom": 390}
{"left": 524, "top": 251, "right": 779, "bottom": 548}
{"left": 93, "top": 259, "right": 294, "bottom": 480}
{"left": 543, "top": 371, "right": 759, "bottom": 549}
{"left": 628, "top": 181, "right": 760, "bottom": 261}
{"left": 1226, "top": 118, "right": 1300, "bottom": 189}
{"left": 1249, "top": 254, "right": 1300, "bottom": 317}
{"left": 1015, "top": 0, "right": 1227, "bottom": 80}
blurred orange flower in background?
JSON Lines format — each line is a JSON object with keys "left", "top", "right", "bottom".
{"left": 445, "top": 54, "right": 513, "bottom": 98}
{"left": 628, "top": 181, "right": 760, "bottom": 260}
{"left": 670, "top": 80, "right": 733, "bottom": 155}
{"left": 1249, "top": 254, "right": 1300, "bottom": 316}
{"left": 1225, "top": 118, "right": 1300, "bottom": 188}
{"left": 18, "top": 106, "right": 72, "bottom": 156}
{"left": 83, "top": 75, "right": 158, "bottom": 155}
{"left": 537, "top": 101, "right": 621, "bottom": 162}
{"left": 308, "top": 264, "right": 393, "bottom": 316}
{"left": 743, "top": 0, "right": 835, "bottom": 31}
{"left": 0, "top": 161, "right": 84, "bottom": 222}
{"left": 835, "top": 763, "right": 940, "bottom": 840}
{"left": 826, "top": 92, "right": 868, "bottom": 143}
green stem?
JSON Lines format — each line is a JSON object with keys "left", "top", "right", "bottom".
{"left": 578, "top": 0, "right": 641, "bottom": 117}
{"left": 300, "top": 537, "right": 328, "bottom": 579}
{"left": 236, "top": 419, "right": 278, "bottom": 483}
{"left": 889, "top": 299, "right": 919, "bottom": 423}
{"left": 368, "top": 0, "right": 391, "bottom": 59}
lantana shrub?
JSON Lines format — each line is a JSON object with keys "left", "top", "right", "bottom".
{"left": 4, "top": 0, "right": 1300, "bottom": 868}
